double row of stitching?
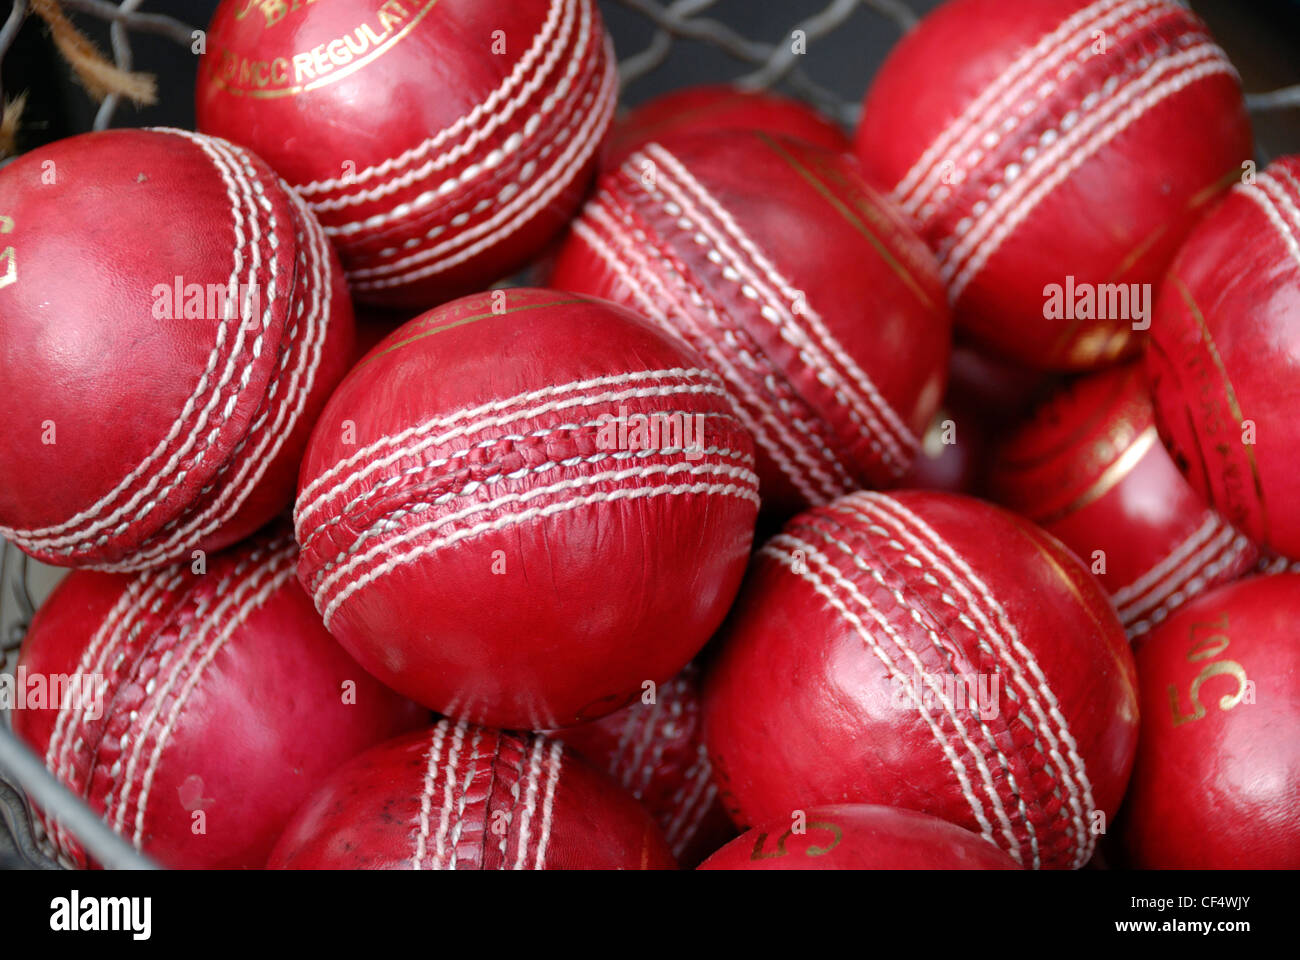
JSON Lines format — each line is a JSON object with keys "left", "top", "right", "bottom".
{"left": 435, "top": 720, "right": 475, "bottom": 870}
{"left": 295, "top": 395, "right": 739, "bottom": 553}
{"left": 100, "top": 148, "right": 335, "bottom": 572}
{"left": 295, "top": 367, "right": 724, "bottom": 535}
{"left": 1242, "top": 162, "right": 1300, "bottom": 272}
{"left": 799, "top": 508, "right": 1042, "bottom": 866}
{"left": 928, "top": 3, "right": 1199, "bottom": 243}
{"left": 315, "top": 476, "right": 760, "bottom": 627}
{"left": 847, "top": 493, "right": 1098, "bottom": 868}
{"left": 299, "top": 0, "right": 574, "bottom": 199}
{"left": 299, "top": 410, "right": 743, "bottom": 555}
{"left": 644, "top": 143, "right": 920, "bottom": 470}
{"left": 1, "top": 129, "right": 276, "bottom": 559}
{"left": 43, "top": 568, "right": 187, "bottom": 861}
{"left": 509, "top": 737, "right": 563, "bottom": 871}
{"left": 346, "top": 34, "right": 616, "bottom": 291}
{"left": 1118, "top": 512, "right": 1254, "bottom": 634}
{"left": 759, "top": 532, "right": 1013, "bottom": 855}
{"left": 319, "top": 0, "right": 584, "bottom": 220}
{"left": 304, "top": 442, "right": 753, "bottom": 595}
{"left": 841, "top": 495, "right": 1082, "bottom": 865}
{"left": 310, "top": 459, "right": 760, "bottom": 618}
{"left": 103, "top": 540, "right": 298, "bottom": 850}
{"left": 609, "top": 685, "right": 667, "bottom": 798}
{"left": 652, "top": 673, "right": 718, "bottom": 856}
{"left": 897, "top": 0, "right": 1175, "bottom": 218}
{"left": 413, "top": 719, "right": 457, "bottom": 869}
{"left": 943, "top": 38, "right": 1236, "bottom": 301}
{"left": 663, "top": 742, "right": 718, "bottom": 856}
{"left": 575, "top": 190, "right": 853, "bottom": 505}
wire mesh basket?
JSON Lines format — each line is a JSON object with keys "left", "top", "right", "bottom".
{"left": 1, "top": 0, "right": 1298, "bottom": 871}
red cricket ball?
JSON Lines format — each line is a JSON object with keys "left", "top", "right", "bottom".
{"left": 1120, "top": 574, "right": 1300, "bottom": 869}
{"left": 551, "top": 664, "right": 735, "bottom": 867}
{"left": 0, "top": 128, "right": 354, "bottom": 571}
{"left": 196, "top": 0, "right": 616, "bottom": 309}
{"left": 268, "top": 720, "right": 678, "bottom": 869}
{"left": 697, "top": 804, "right": 1020, "bottom": 870}
{"left": 702, "top": 489, "right": 1139, "bottom": 869}
{"left": 1146, "top": 155, "right": 1300, "bottom": 562}
{"left": 988, "top": 361, "right": 1258, "bottom": 638}
{"left": 603, "top": 85, "right": 850, "bottom": 170}
{"left": 11, "top": 532, "right": 424, "bottom": 869}
{"left": 551, "top": 129, "right": 951, "bottom": 517}
{"left": 856, "top": 0, "right": 1252, "bottom": 370}
{"left": 294, "top": 289, "right": 759, "bottom": 730}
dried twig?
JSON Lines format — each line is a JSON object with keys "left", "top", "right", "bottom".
{"left": 29, "top": 0, "right": 155, "bottom": 105}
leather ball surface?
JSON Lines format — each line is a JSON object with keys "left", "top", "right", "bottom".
{"left": 295, "top": 288, "right": 759, "bottom": 730}
{"left": 697, "top": 804, "right": 1020, "bottom": 870}
{"left": 603, "top": 85, "right": 850, "bottom": 170}
{"left": 551, "top": 664, "right": 734, "bottom": 867}
{"left": 1120, "top": 573, "right": 1300, "bottom": 869}
{"left": 856, "top": 0, "right": 1252, "bottom": 370}
{"left": 1146, "top": 155, "right": 1300, "bottom": 562}
{"left": 268, "top": 720, "right": 678, "bottom": 869}
{"left": 702, "top": 489, "right": 1139, "bottom": 869}
{"left": 11, "top": 531, "right": 424, "bottom": 869}
{"left": 0, "top": 128, "right": 354, "bottom": 571}
{"left": 988, "top": 361, "right": 1258, "bottom": 637}
{"left": 196, "top": 0, "right": 616, "bottom": 309}
{"left": 552, "top": 129, "right": 951, "bottom": 517}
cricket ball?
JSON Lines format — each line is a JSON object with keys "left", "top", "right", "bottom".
{"left": 0, "top": 128, "right": 353, "bottom": 571}
{"left": 697, "top": 804, "right": 1020, "bottom": 870}
{"left": 268, "top": 719, "right": 678, "bottom": 869}
{"left": 196, "top": 0, "right": 616, "bottom": 309}
{"left": 551, "top": 129, "right": 951, "bottom": 517}
{"left": 702, "top": 489, "right": 1139, "bottom": 869}
{"left": 11, "top": 531, "right": 424, "bottom": 869}
{"left": 551, "top": 664, "right": 735, "bottom": 867}
{"left": 1146, "top": 155, "right": 1300, "bottom": 561}
{"left": 603, "top": 85, "right": 850, "bottom": 170}
{"left": 1120, "top": 574, "right": 1300, "bottom": 869}
{"left": 294, "top": 288, "right": 759, "bottom": 729}
{"left": 855, "top": 0, "right": 1252, "bottom": 370}
{"left": 988, "top": 361, "right": 1258, "bottom": 638}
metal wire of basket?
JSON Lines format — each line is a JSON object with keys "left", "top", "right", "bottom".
{"left": 0, "top": 0, "right": 1297, "bottom": 871}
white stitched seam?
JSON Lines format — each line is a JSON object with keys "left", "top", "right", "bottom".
{"left": 346, "top": 42, "right": 616, "bottom": 287}
{"left": 898, "top": 0, "right": 1170, "bottom": 213}
{"left": 510, "top": 737, "right": 547, "bottom": 870}
{"left": 413, "top": 719, "right": 453, "bottom": 870}
{"left": 309, "top": 0, "right": 582, "bottom": 213}
{"left": 532, "top": 740, "right": 564, "bottom": 870}
{"left": 577, "top": 199, "right": 847, "bottom": 502}
{"left": 944, "top": 51, "right": 1234, "bottom": 302}
{"left": 298, "top": 0, "right": 572, "bottom": 196}
{"left": 309, "top": 458, "right": 759, "bottom": 597}
{"left": 99, "top": 153, "right": 331, "bottom": 571}
{"left": 850, "top": 492, "right": 1098, "bottom": 868}
{"left": 297, "top": 407, "right": 746, "bottom": 553}
{"left": 759, "top": 535, "right": 1011, "bottom": 859}
{"left": 645, "top": 143, "right": 920, "bottom": 463}
{"left": 318, "top": 479, "right": 761, "bottom": 626}
{"left": 295, "top": 368, "right": 724, "bottom": 531}
{"left": 1, "top": 130, "right": 271, "bottom": 551}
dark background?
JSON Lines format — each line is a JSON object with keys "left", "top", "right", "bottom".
{"left": 3, "top": 0, "right": 1299, "bottom": 158}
